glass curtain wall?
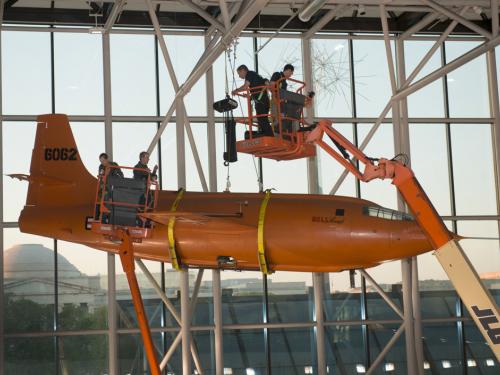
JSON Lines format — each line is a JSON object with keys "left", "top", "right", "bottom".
{"left": 1, "top": 25, "right": 499, "bottom": 375}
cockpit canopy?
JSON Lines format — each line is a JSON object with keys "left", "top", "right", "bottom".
{"left": 363, "top": 206, "right": 414, "bottom": 221}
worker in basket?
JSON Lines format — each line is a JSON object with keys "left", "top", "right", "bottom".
{"left": 232, "top": 64, "right": 274, "bottom": 136}
{"left": 269, "top": 63, "right": 295, "bottom": 133}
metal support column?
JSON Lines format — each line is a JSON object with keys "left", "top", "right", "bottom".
{"left": 0, "top": 3, "right": 4, "bottom": 373}
{"left": 302, "top": 37, "right": 321, "bottom": 194}
{"left": 396, "top": 36, "right": 424, "bottom": 375}
{"left": 102, "top": 31, "right": 117, "bottom": 375}
{"left": 212, "top": 269, "right": 223, "bottom": 375}
{"left": 205, "top": 34, "right": 217, "bottom": 192}
{"left": 401, "top": 258, "right": 418, "bottom": 375}
{"left": 486, "top": 16, "right": 500, "bottom": 248}
{"left": 180, "top": 270, "right": 191, "bottom": 375}
{"left": 313, "top": 272, "right": 326, "bottom": 375}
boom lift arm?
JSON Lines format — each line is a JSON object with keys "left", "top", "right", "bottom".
{"left": 308, "top": 120, "right": 500, "bottom": 361}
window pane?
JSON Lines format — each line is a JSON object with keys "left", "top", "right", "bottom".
{"left": 269, "top": 327, "right": 314, "bottom": 374}
{"left": 404, "top": 40, "right": 445, "bottom": 118}
{"left": 111, "top": 34, "right": 156, "bottom": 116}
{"left": 445, "top": 41, "right": 490, "bottom": 118}
{"left": 464, "top": 320, "right": 500, "bottom": 371}
{"left": 422, "top": 323, "right": 462, "bottom": 371}
{"left": 160, "top": 122, "right": 178, "bottom": 190}
{"left": 116, "top": 259, "right": 163, "bottom": 329}
{"left": 262, "top": 157, "right": 308, "bottom": 193}
{"left": 185, "top": 124, "right": 209, "bottom": 192}
{"left": 158, "top": 35, "right": 207, "bottom": 116}
{"left": 58, "top": 335, "right": 108, "bottom": 374}
{"left": 326, "top": 325, "right": 365, "bottom": 373}
{"left": 457, "top": 221, "right": 500, "bottom": 279}
{"left": 312, "top": 39, "right": 352, "bottom": 117}
{"left": 224, "top": 329, "right": 266, "bottom": 374}
{"left": 3, "top": 122, "right": 36, "bottom": 221}
{"left": 54, "top": 33, "right": 104, "bottom": 115}
{"left": 353, "top": 40, "right": 393, "bottom": 117}
{"left": 325, "top": 272, "right": 362, "bottom": 322}
{"left": 118, "top": 333, "right": 164, "bottom": 374}
{"left": 2, "top": 31, "right": 51, "bottom": 114}
{"left": 358, "top": 123, "right": 397, "bottom": 209}
{"left": 409, "top": 124, "right": 451, "bottom": 215}
{"left": 368, "top": 324, "right": 406, "bottom": 371}
{"left": 112, "top": 122, "right": 159, "bottom": 174}
{"left": 57, "top": 241, "right": 108, "bottom": 330}
{"left": 268, "top": 272, "right": 312, "bottom": 323}
{"left": 221, "top": 271, "right": 264, "bottom": 325}
{"left": 451, "top": 124, "right": 496, "bottom": 215}
{"left": 318, "top": 123, "right": 356, "bottom": 196}
{"left": 4, "top": 229, "right": 55, "bottom": 333}
{"left": 257, "top": 37, "right": 303, "bottom": 84}
{"left": 5, "top": 337, "right": 56, "bottom": 374}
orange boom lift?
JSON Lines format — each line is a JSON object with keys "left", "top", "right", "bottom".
{"left": 231, "top": 80, "right": 500, "bottom": 361}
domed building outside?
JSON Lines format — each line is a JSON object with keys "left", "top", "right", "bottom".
{"left": 4, "top": 244, "right": 105, "bottom": 312}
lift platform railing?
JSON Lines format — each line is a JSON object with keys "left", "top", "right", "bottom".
{"left": 232, "top": 77, "right": 308, "bottom": 138}
{"left": 92, "top": 165, "right": 159, "bottom": 240}
{"left": 232, "top": 77, "right": 316, "bottom": 160}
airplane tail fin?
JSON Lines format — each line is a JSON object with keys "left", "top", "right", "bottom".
{"left": 26, "top": 114, "right": 97, "bottom": 207}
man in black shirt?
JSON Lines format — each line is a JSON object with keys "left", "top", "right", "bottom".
{"left": 270, "top": 63, "right": 294, "bottom": 91}
{"left": 232, "top": 64, "right": 273, "bottom": 136}
{"left": 269, "top": 64, "right": 295, "bottom": 132}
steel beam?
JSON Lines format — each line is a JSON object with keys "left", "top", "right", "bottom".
{"left": 302, "top": 37, "right": 321, "bottom": 194}
{"left": 146, "top": 0, "right": 208, "bottom": 192}
{"left": 255, "top": 9, "right": 299, "bottom": 54}
{"left": 420, "top": 0, "right": 492, "bottom": 39}
{"left": 303, "top": 5, "right": 347, "bottom": 39}
{"left": 412, "top": 258, "right": 425, "bottom": 373}
{"left": 313, "top": 273, "right": 326, "bottom": 375}
{"left": 178, "top": 0, "right": 226, "bottom": 32}
{"left": 103, "top": 0, "right": 125, "bottom": 33}
{"left": 146, "top": 0, "right": 270, "bottom": 154}
{"left": 0, "top": 2, "right": 4, "bottom": 373}
{"left": 180, "top": 270, "right": 191, "bottom": 375}
{"left": 219, "top": 0, "right": 230, "bottom": 30}
{"left": 400, "top": 12, "right": 439, "bottom": 40}
{"left": 205, "top": 34, "right": 217, "bottom": 192}
{"left": 212, "top": 270, "right": 223, "bottom": 375}
{"left": 493, "top": 0, "right": 499, "bottom": 37}
{"left": 135, "top": 260, "right": 203, "bottom": 373}
{"left": 358, "top": 270, "right": 404, "bottom": 319}
{"left": 365, "top": 324, "right": 405, "bottom": 375}
{"left": 393, "top": 33, "right": 500, "bottom": 102}
{"left": 102, "top": 31, "right": 118, "bottom": 375}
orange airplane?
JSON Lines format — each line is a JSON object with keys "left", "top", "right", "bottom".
{"left": 17, "top": 114, "right": 433, "bottom": 274}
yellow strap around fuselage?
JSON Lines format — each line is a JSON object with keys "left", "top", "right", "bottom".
{"left": 168, "top": 188, "right": 185, "bottom": 270}
{"left": 257, "top": 189, "right": 273, "bottom": 275}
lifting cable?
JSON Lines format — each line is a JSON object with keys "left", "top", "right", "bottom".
{"left": 223, "top": 40, "right": 262, "bottom": 192}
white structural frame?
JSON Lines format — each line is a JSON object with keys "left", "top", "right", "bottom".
{"left": 1, "top": 1, "right": 500, "bottom": 374}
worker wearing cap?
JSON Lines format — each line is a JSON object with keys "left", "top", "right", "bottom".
{"left": 232, "top": 64, "right": 273, "bottom": 136}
